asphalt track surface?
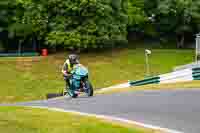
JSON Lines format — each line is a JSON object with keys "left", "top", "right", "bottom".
{"left": 1, "top": 89, "right": 200, "bottom": 133}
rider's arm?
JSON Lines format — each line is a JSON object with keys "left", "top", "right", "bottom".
{"left": 62, "top": 62, "right": 68, "bottom": 75}
{"left": 62, "top": 62, "right": 72, "bottom": 78}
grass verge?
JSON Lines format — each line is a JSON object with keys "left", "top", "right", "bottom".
{"left": 0, "top": 48, "right": 194, "bottom": 102}
{"left": 0, "top": 106, "right": 160, "bottom": 133}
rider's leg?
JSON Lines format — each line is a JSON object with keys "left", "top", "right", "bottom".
{"left": 66, "top": 79, "right": 70, "bottom": 89}
{"left": 64, "top": 76, "right": 78, "bottom": 97}
{"left": 64, "top": 76, "right": 70, "bottom": 94}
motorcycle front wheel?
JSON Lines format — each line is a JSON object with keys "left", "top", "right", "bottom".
{"left": 67, "top": 89, "right": 78, "bottom": 98}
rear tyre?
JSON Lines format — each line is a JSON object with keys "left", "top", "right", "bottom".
{"left": 85, "top": 81, "right": 93, "bottom": 97}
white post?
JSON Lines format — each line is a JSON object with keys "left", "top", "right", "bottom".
{"left": 145, "top": 53, "right": 149, "bottom": 76}
{"left": 145, "top": 49, "right": 151, "bottom": 77}
{"left": 196, "top": 34, "right": 200, "bottom": 64}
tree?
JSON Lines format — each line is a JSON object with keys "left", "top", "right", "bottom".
{"left": 46, "top": 0, "right": 128, "bottom": 50}
{"left": 144, "top": 0, "right": 200, "bottom": 47}
{"left": 0, "top": 0, "right": 16, "bottom": 50}
{"left": 13, "top": 0, "right": 48, "bottom": 43}
{"left": 128, "top": 0, "right": 146, "bottom": 32}
{"left": 1, "top": 0, "right": 129, "bottom": 51}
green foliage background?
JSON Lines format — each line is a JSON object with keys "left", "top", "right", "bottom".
{"left": 0, "top": 0, "right": 200, "bottom": 50}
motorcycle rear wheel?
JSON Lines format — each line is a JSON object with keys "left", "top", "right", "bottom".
{"left": 84, "top": 80, "right": 93, "bottom": 97}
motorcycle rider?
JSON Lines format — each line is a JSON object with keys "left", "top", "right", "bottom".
{"left": 62, "top": 54, "right": 79, "bottom": 93}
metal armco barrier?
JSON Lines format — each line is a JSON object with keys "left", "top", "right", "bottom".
{"left": 128, "top": 67, "right": 200, "bottom": 87}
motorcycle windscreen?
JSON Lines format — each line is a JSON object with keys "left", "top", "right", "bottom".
{"left": 74, "top": 66, "right": 88, "bottom": 76}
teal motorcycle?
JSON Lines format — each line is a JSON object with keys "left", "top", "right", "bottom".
{"left": 67, "top": 64, "right": 93, "bottom": 98}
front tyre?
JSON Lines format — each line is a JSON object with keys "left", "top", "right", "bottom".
{"left": 67, "top": 89, "right": 78, "bottom": 98}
